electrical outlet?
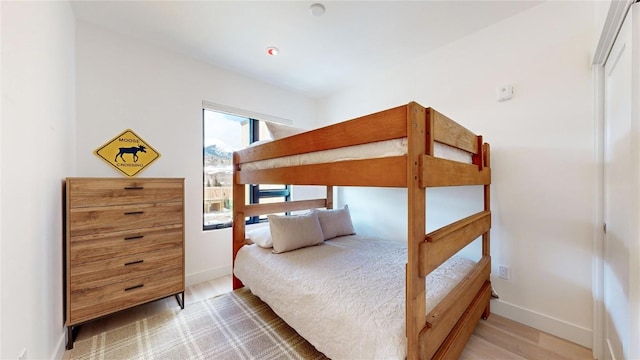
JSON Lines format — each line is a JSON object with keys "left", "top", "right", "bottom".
{"left": 498, "top": 265, "right": 510, "bottom": 280}
{"left": 18, "top": 348, "right": 27, "bottom": 360}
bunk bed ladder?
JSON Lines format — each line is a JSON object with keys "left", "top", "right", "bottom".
{"left": 407, "top": 104, "right": 492, "bottom": 360}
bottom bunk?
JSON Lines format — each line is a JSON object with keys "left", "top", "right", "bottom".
{"left": 234, "top": 233, "right": 490, "bottom": 360}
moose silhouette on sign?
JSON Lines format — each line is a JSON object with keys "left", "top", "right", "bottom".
{"left": 115, "top": 145, "right": 146, "bottom": 162}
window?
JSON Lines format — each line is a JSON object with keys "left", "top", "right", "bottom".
{"left": 203, "top": 108, "right": 290, "bottom": 230}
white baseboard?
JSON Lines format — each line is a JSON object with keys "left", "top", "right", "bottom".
{"left": 185, "top": 265, "right": 230, "bottom": 287}
{"left": 491, "top": 299, "right": 593, "bottom": 350}
{"left": 52, "top": 330, "right": 66, "bottom": 360}
{"left": 606, "top": 339, "right": 617, "bottom": 360}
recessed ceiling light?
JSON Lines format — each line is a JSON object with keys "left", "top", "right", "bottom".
{"left": 266, "top": 46, "right": 279, "bottom": 56}
{"left": 309, "top": 3, "right": 325, "bottom": 16}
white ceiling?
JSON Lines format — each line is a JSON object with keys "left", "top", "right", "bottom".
{"left": 71, "top": 1, "right": 543, "bottom": 98}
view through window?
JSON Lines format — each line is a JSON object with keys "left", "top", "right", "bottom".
{"left": 203, "top": 110, "right": 244, "bottom": 229}
{"left": 203, "top": 108, "right": 289, "bottom": 230}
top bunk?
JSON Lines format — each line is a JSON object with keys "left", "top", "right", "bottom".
{"left": 233, "top": 102, "right": 490, "bottom": 188}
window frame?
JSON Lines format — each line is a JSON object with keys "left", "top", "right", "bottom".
{"left": 203, "top": 111, "right": 290, "bottom": 231}
{"left": 246, "top": 119, "right": 291, "bottom": 224}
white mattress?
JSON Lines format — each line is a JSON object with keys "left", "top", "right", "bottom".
{"left": 233, "top": 235, "right": 476, "bottom": 360}
{"left": 240, "top": 139, "right": 471, "bottom": 171}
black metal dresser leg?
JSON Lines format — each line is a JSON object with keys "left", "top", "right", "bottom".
{"left": 66, "top": 325, "right": 80, "bottom": 350}
{"left": 175, "top": 291, "right": 185, "bottom": 309}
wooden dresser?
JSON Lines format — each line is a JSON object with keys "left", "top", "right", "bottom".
{"left": 64, "top": 177, "right": 185, "bottom": 349}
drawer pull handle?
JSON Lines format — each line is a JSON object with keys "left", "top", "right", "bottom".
{"left": 124, "top": 211, "right": 144, "bottom": 215}
{"left": 124, "top": 186, "right": 144, "bottom": 190}
{"left": 124, "top": 235, "right": 144, "bottom": 241}
{"left": 124, "top": 284, "right": 144, "bottom": 291}
{"left": 124, "top": 260, "right": 144, "bottom": 266}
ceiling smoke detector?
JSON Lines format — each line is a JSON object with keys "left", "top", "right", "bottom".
{"left": 266, "top": 46, "right": 279, "bottom": 56}
{"left": 309, "top": 3, "right": 325, "bottom": 16}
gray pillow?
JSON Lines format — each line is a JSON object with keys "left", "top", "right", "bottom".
{"left": 312, "top": 205, "right": 356, "bottom": 240}
{"left": 268, "top": 212, "right": 324, "bottom": 253}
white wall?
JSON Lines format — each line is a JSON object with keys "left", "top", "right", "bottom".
{"left": 1, "top": 3, "right": 4, "bottom": 357}
{"left": 75, "top": 22, "right": 319, "bottom": 287}
{"left": 1, "top": 2, "right": 4, "bottom": 357}
{"left": 318, "top": 1, "right": 595, "bottom": 348}
{"left": 1, "top": 1, "right": 76, "bottom": 359}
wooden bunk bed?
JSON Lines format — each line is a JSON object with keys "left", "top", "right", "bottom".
{"left": 231, "top": 101, "right": 491, "bottom": 360}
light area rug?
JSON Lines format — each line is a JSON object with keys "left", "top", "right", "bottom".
{"left": 68, "top": 287, "right": 329, "bottom": 360}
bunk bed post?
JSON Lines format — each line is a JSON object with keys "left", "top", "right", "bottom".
{"left": 482, "top": 143, "right": 491, "bottom": 319}
{"left": 406, "top": 102, "right": 427, "bottom": 360}
{"left": 232, "top": 152, "right": 246, "bottom": 290}
{"left": 326, "top": 186, "right": 334, "bottom": 210}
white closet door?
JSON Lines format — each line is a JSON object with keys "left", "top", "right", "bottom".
{"left": 603, "top": 4, "right": 639, "bottom": 360}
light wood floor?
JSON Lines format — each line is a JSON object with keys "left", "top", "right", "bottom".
{"left": 65, "top": 276, "right": 593, "bottom": 360}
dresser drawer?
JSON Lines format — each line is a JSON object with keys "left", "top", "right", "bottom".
{"left": 70, "top": 247, "right": 183, "bottom": 289}
{"left": 69, "top": 225, "right": 182, "bottom": 264}
{"left": 69, "top": 202, "right": 182, "bottom": 237}
{"left": 68, "top": 178, "right": 183, "bottom": 208}
{"left": 69, "top": 268, "right": 183, "bottom": 324}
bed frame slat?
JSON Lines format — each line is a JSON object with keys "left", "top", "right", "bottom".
{"left": 420, "top": 156, "right": 490, "bottom": 187}
{"left": 236, "top": 105, "right": 408, "bottom": 164}
{"left": 238, "top": 157, "right": 408, "bottom": 187}
{"left": 243, "top": 199, "right": 328, "bottom": 217}
{"left": 431, "top": 109, "right": 478, "bottom": 155}
{"left": 419, "top": 256, "right": 491, "bottom": 359}
{"left": 432, "top": 282, "right": 492, "bottom": 360}
{"left": 420, "top": 211, "right": 491, "bottom": 277}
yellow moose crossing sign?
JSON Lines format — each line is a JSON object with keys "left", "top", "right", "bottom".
{"left": 94, "top": 129, "right": 161, "bottom": 177}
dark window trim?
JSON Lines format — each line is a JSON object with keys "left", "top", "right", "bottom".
{"left": 247, "top": 119, "right": 290, "bottom": 224}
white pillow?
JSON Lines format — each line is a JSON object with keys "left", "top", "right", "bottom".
{"left": 265, "top": 122, "right": 306, "bottom": 140}
{"left": 246, "top": 226, "right": 272, "bottom": 248}
{"left": 248, "top": 139, "right": 272, "bottom": 147}
{"left": 312, "top": 205, "right": 356, "bottom": 240}
{"left": 268, "top": 212, "right": 324, "bottom": 253}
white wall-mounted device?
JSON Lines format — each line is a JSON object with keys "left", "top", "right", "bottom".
{"left": 496, "top": 85, "right": 514, "bottom": 102}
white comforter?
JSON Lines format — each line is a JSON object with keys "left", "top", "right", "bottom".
{"left": 233, "top": 235, "right": 475, "bottom": 360}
